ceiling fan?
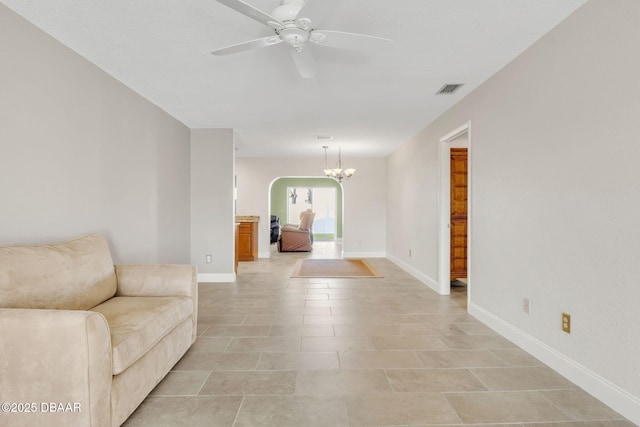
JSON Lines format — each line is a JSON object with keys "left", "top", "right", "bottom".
{"left": 211, "top": 0, "right": 393, "bottom": 78}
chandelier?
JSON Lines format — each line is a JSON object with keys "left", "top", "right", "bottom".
{"left": 322, "top": 146, "right": 355, "bottom": 183}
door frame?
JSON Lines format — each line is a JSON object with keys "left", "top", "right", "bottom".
{"left": 438, "top": 121, "right": 471, "bottom": 297}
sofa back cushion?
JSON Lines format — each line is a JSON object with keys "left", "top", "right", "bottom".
{"left": 0, "top": 234, "right": 117, "bottom": 310}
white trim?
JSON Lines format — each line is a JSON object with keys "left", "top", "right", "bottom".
{"left": 469, "top": 302, "right": 640, "bottom": 425}
{"left": 440, "top": 122, "right": 470, "bottom": 143}
{"left": 198, "top": 273, "right": 236, "bottom": 283}
{"left": 258, "top": 250, "right": 271, "bottom": 258}
{"left": 387, "top": 254, "right": 439, "bottom": 293}
{"left": 438, "top": 121, "right": 471, "bottom": 297}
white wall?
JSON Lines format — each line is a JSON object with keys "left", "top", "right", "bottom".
{"left": 386, "top": 0, "right": 640, "bottom": 422}
{"left": 0, "top": 5, "right": 191, "bottom": 263}
{"left": 190, "top": 129, "right": 235, "bottom": 282}
{"left": 235, "top": 157, "right": 386, "bottom": 258}
{"left": 386, "top": 127, "right": 440, "bottom": 287}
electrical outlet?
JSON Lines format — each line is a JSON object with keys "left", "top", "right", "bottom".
{"left": 206, "top": 255, "right": 212, "bottom": 264}
{"left": 562, "top": 313, "right": 571, "bottom": 333}
{"left": 523, "top": 298, "right": 531, "bottom": 314}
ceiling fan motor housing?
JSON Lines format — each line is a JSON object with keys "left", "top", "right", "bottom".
{"left": 279, "top": 27, "right": 309, "bottom": 49}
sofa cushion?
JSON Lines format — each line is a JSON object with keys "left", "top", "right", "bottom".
{"left": 0, "top": 234, "right": 117, "bottom": 310}
{"left": 90, "top": 296, "right": 193, "bottom": 375}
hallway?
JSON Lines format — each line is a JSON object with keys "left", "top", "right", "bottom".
{"left": 124, "top": 243, "right": 631, "bottom": 426}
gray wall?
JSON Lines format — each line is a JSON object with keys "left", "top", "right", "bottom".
{"left": 386, "top": 0, "right": 640, "bottom": 421}
{"left": 0, "top": 5, "right": 191, "bottom": 263}
{"left": 190, "top": 129, "right": 235, "bottom": 281}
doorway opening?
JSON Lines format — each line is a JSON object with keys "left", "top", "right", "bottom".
{"left": 439, "top": 122, "right": 471, "bottom": 298}
{"left": 270, "top": 177, "right": 343, "bottom": 244}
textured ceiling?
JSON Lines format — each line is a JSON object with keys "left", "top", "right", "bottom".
{"left": 1, "top": 0, "right": 587, "bottom": 157}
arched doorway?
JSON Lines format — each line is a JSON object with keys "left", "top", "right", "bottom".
{"left": 269, "top": 176, "right": 344, "bottom": 251}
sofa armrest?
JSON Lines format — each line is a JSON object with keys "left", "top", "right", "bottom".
{"left": 115, "top": 264, "right": 198, "bottom": 342}
{"left": 0, "top": 309, "right": 112, "bottom": 427}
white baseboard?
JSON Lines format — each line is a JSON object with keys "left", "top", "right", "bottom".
{"left": 386, "top": 254, "right": 440, "bottom": 293}
{"left": 469, "top": 302, "right": 640, "bottom": 426}
{"left": 197, "top": 273, "right": 236, "bottom": 283}
{"left": 258, "top": 250, "right": 271, "bottom": 258}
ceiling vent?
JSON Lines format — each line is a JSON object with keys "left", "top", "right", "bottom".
{"left": 436, "top": 83, "right": 464, "bottom": 95}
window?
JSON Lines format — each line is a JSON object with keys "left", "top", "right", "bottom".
{"left": 287, "top": 187, "right": 337, "bottom": 240}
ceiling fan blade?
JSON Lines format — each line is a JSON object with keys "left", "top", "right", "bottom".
{"left": 312, "top": 30, "right": 393, "bottom": 51}
{"left": 215, "top": 0, "right": 283, "bottom": 28}
{"left": 291, "top": 47, "right": 316, "bottom": 78}
{"left": 211, "top": 36, "right": 282, "bottom": 56}
{"left": 295, "top": 0, "right": 342, "bottom": 26}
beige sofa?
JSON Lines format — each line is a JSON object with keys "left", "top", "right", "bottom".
{"left": 0, "top": 234, "right": 198, "bottom": 427}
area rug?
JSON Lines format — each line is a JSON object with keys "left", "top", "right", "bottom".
{"left": 291, "top": 259, "right": 383, "bottom": 278}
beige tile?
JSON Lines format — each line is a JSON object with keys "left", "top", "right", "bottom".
{"left": 202, "top": 325, "right": 271, "bottom": 337}
{"left": 150, "top": 371, "right": 211, "bottom": 396}
{"left": 541, "top": 389, "right": 624, "bottom": 420}
{"left": 277, "top": 306, "right": 332, "bottom": 315}
{"left": 489, "top": 348, "right": 545, "bottom": 366}
{"left": 334, "top": 323, "right": 456, "bottom": 337}
{"left": 373, "top": 335, "right": 449, "bottom": 350}
{"left": 183, "top": 336, "right": 232, "bottom": 352}
{"left": 301, "top": 336, "right": 377, "bottom": 352}
{"left": 196, "top": 313, "right": 246, "bottom": 325}
{"left": 122, "top": 396, "right": 243, "bottom": 426}
{"left": 303, "top": 314, "right": 360, "bottom": 325}
{"left": 243, "top": 314, "right": 304, "bottom": 325}
{"left": 173, "top": 351, "right": 259, "bottom": 371}
{"left": 386, "top": 369, "right": 486, "bottom": 392}
{"left": 269, "top": 325, "right": 335, "bottom": 337}
{"left": 439, "top": 334, "right": 517, "bottom": 349}
{"left": 346, "top": 392, "right": 462, "bottom": 426}
{"left": 226, "top": 336, "right": 300, "bottom": 352}
{"left": 471, "top": 366, "right": 576, "bottom": 391}
{"left": 444, "top": 391, "right": 571, "bottom": 423}
{"left": 126, "top": 248, "right": 631, "bottom": 427}
{"left": 454, "top": 322, "right": 498, "bottom": 335}
{"left": 339, "top": 350, "right": 423, "bottom": 369}
{"left": 256, "top": 352, "right": 340, "bottom": 370}
{"left": 416, "top": 349, "right": 505, "bottom": 368}
{"left": 199, "top": 370, "right": 297, "bottom": 395}
{"left": 295, "top": 369, "right": 392, "bottom": 395}
{"left": 234, "top": 395, "right": 349, "bottom": 427}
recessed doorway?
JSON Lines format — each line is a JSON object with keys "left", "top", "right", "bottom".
{"left": 439, "top": 122, "right": 471, "bottom": 298}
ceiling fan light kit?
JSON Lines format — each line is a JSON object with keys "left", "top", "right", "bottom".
{"left": 211, "top": 0, "right": 393, "bottom": 78}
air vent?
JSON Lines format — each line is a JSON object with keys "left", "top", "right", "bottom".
{"left": 315, "top": 135, "right": 333, "bottom": 140}
{"left": 436, "top": 83, "right": 464, "bottom": 95}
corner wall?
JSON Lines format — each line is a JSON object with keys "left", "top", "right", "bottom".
{"left": 0, "top": 5, "right": 191, "bottom": 263}
{"left": 190, "top": 129, "right": 235, "bottom": 282}
{"left": 386, "top": 0, "right": 640, "bottom": 422}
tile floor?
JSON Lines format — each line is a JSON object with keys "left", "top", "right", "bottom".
{"left": 123, "top": 242, "right": 633, "bottom": 427}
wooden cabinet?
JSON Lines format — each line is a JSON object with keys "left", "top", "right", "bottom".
{"left": 236, "top": 219, "right": 258, "bottom": 262}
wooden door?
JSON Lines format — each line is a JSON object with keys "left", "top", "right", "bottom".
{"left": 450, "top": 148, "right": 468, "bottom": 280}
